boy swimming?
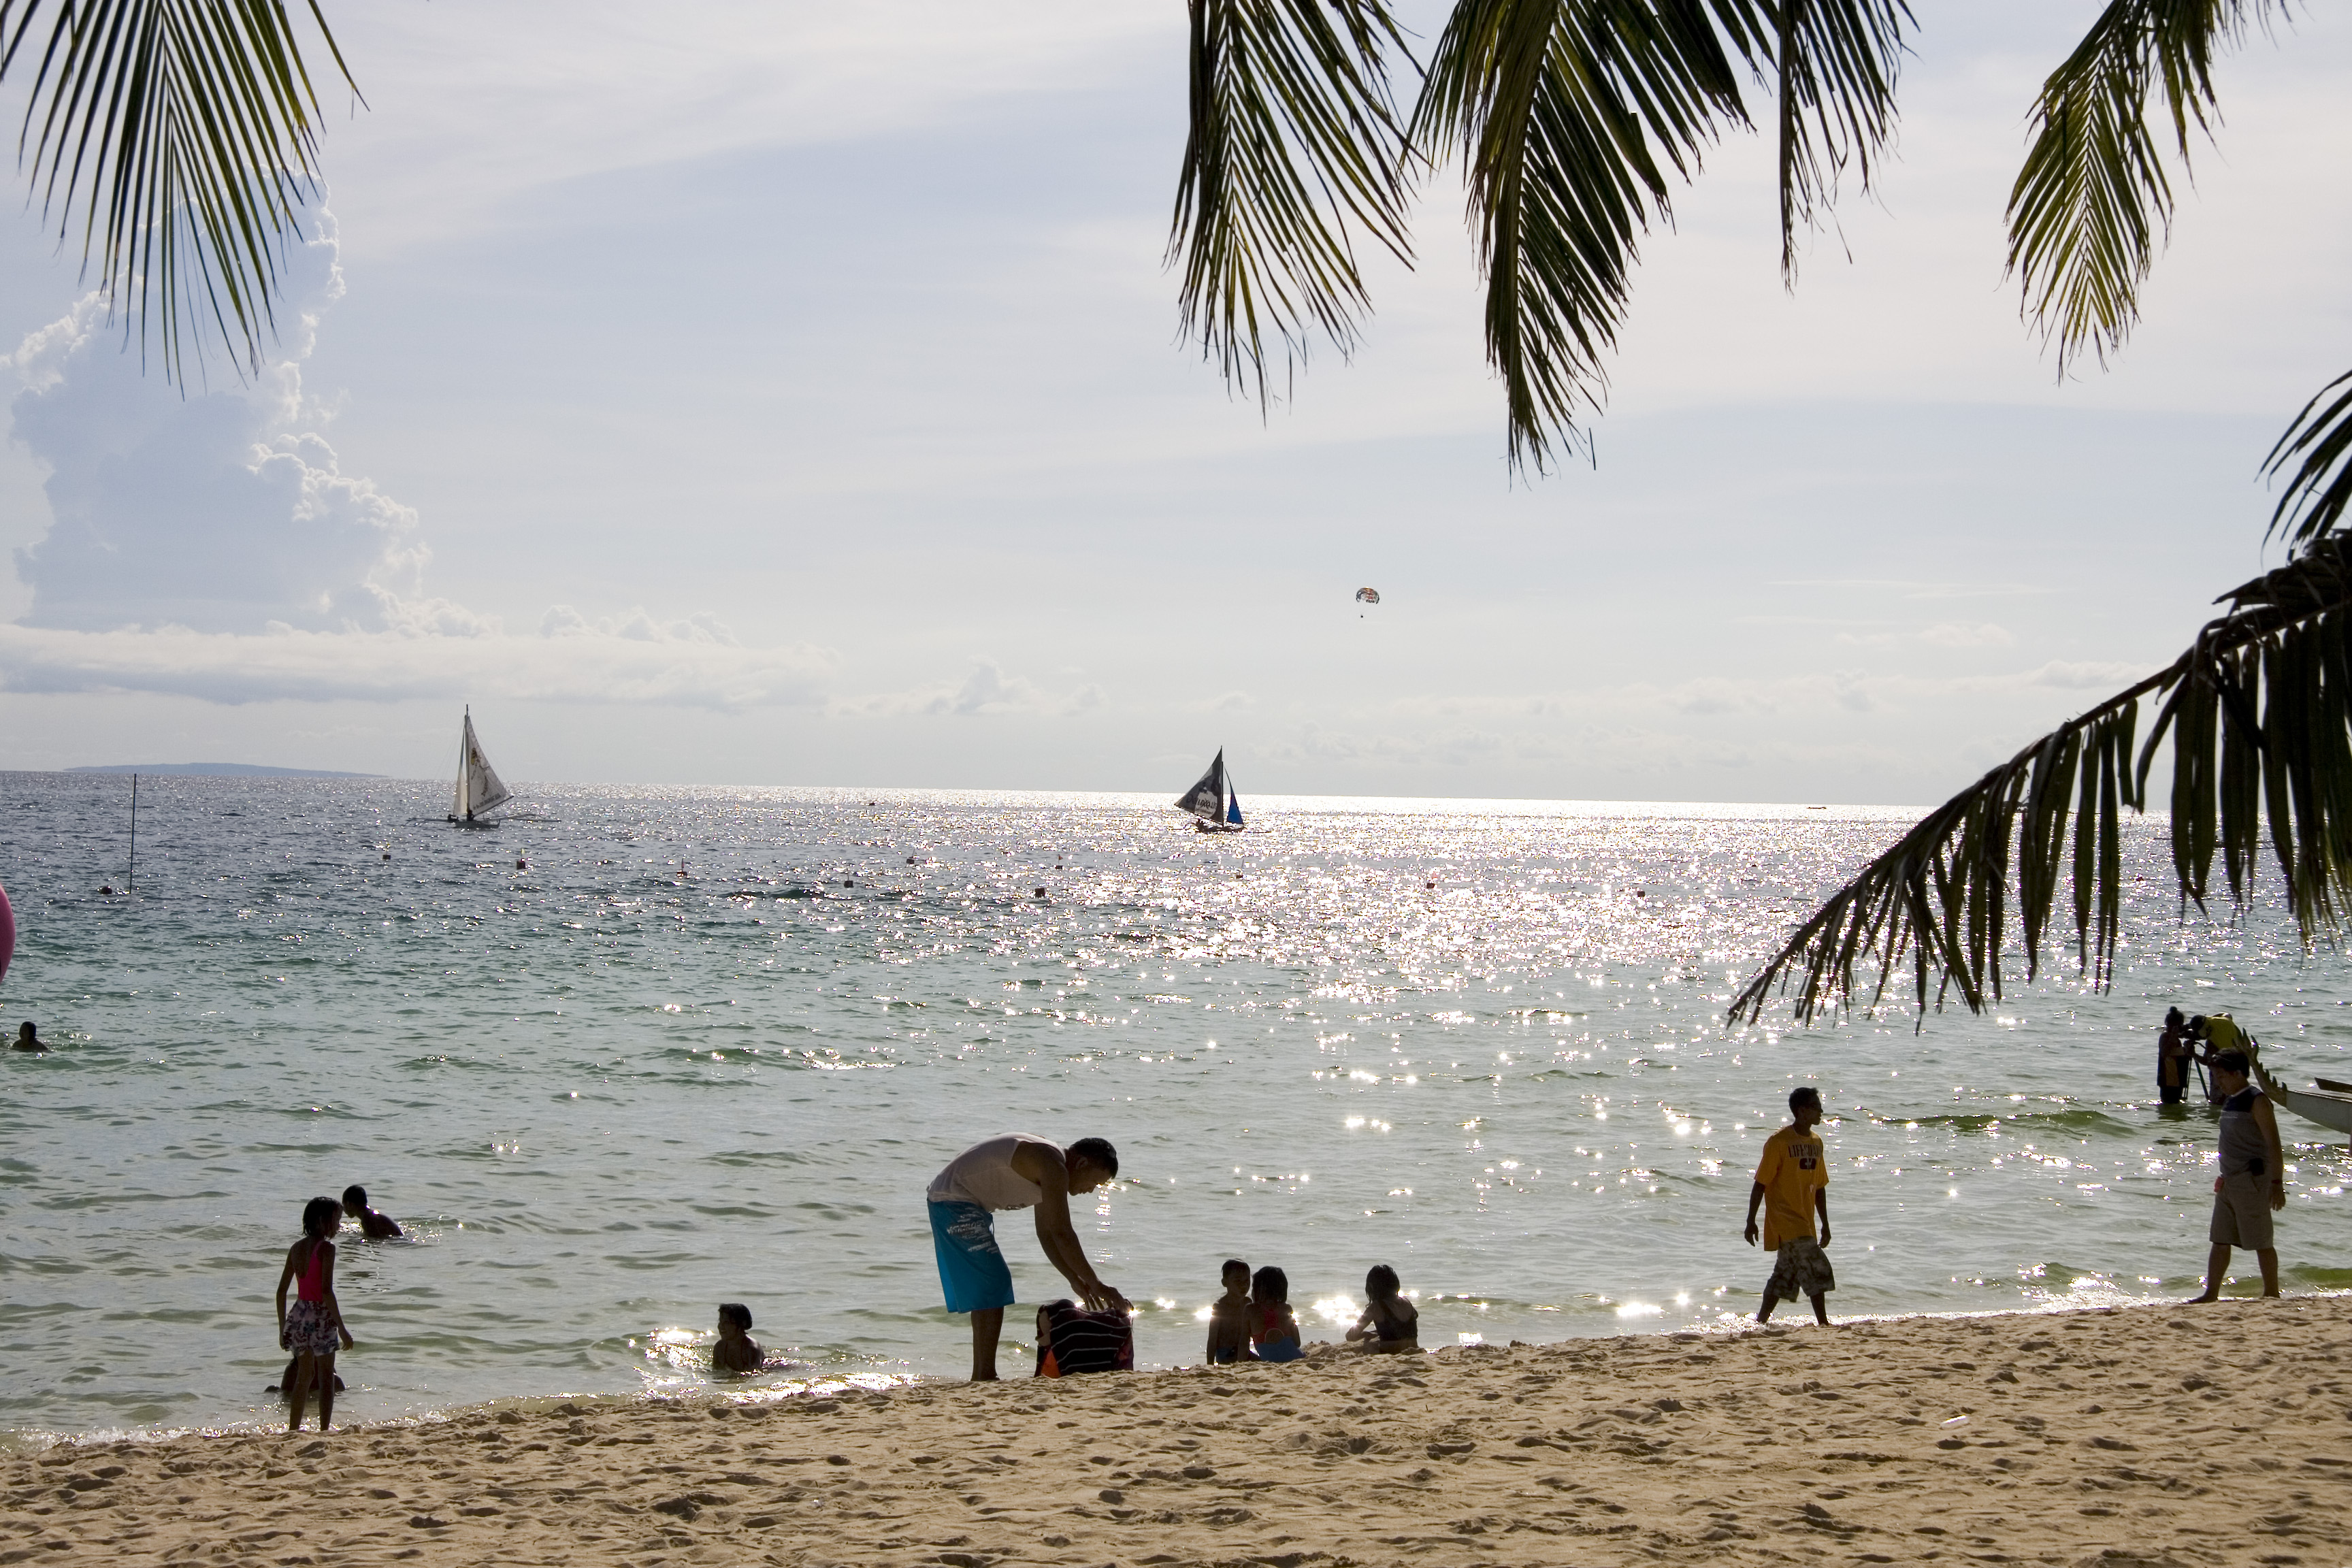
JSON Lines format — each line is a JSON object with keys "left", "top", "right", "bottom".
{"left": 342, "top": 1185, "right": 403, "bottom": 1239}
{"left": 712, "top": 1303, "right": 762, "bottom": 1374}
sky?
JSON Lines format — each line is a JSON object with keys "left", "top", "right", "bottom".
{"left": 1, "top": 0, "right": 2348, "bottom": 802}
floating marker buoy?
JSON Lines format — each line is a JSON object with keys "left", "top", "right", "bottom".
{"left": 515, "top": 859, "right": 527, "bottom": 870}
{"left": 382, "top": 853, "right": 391, "bottom": 862}
{"left": 1034, "top": 887, "right": 1046, "bottom": 898}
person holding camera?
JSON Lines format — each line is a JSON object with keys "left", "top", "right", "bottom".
{"left": 2189, "top": 1050, "right": 2287, "bottom": 1301}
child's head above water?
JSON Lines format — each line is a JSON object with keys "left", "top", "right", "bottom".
{"left": 1220, "top": 1258, "right": 1250, "bottom": 1293}
{"left": 717, "top": 1303, "right": 753, "bottom": 1335}
{"left": 341, "top": 1184, "right": 370, "bottom": 1214}
{"left": 1251, "top": 1265, "right": 1288, "bottom": 1305}
{"left": 301, "top": 1196, "right": 341, "bottom": 1239}
{"left": 1365, "top": 1263, "right": 1401, "bottom": 1301}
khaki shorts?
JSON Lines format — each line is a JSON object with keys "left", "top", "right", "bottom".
{"left": 2209, "top": 1171, "right": 2276, "bottom": 1250}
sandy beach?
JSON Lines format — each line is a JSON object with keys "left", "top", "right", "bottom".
{"left": 4, "top": 1297, "right": 2340, "bottom": 1567}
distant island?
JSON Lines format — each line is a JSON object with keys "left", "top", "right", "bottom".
{"left": 65, "top": 764, "right": 384, "bottom": 779}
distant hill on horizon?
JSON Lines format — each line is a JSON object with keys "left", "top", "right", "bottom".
{"left": 64, "top": 763, "right": 385, "bottom": 779}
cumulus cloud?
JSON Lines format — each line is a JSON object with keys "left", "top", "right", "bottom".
{"left": 832, "top": 659, "right": 1104, "bottom": 719}
{"left": 2, "top": 216, "right": 827, "bottom": 706}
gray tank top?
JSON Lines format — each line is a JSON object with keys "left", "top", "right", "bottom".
{"left": 2218, "top": 1088, "right": 2268, "bottom": 1176}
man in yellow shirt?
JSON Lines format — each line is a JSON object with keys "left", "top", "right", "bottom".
{"left": 1743, "top": 1086, "right": 1834, "bottom": 1325}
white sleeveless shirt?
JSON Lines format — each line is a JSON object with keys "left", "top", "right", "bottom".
{"left": 928, "top": 1134, "right": 1062, "bottom": 1211}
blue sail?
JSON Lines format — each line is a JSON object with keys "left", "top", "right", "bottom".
{"left": 1226, "top": 785, "right": 1243, "bottom": 826}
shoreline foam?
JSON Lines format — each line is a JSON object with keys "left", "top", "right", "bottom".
{"left": 5, "top": 1296, "right": 2340, "bottom": 1566}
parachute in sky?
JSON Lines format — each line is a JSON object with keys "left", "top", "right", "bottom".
{"left": 1355, "top": 587, "right": 1380, "bottom": 604}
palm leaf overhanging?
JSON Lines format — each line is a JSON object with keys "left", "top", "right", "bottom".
{"left": 1731, "top": 0, "right": 2345, "bottom": 1029}
{"left": 0, "top": 0, "right": 353, "bottom": 381}
{"left": 1169, "top": 0, "right": 1417, "bottom": 411}
{"left": 1416, "top": 0, "right": 1913, "bottom": 472}
{"left": 1731, "top": 532, "right": 2352, "bottom": 1028}
{"left": 2006, "top": 0, "right": 2289, "bottom": 374}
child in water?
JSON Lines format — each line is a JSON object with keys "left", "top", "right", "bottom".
{"left": 1205, "top": 1259, "right": 1252, "bottom": 1365}
{"left": 274, "top": 1196, "right": 355, "bottom": 1430}
{"left": 1250, "top": 1265, "right": 1303, "bottom": 1362}
{"left": 712, "top": 1303, "right": 762, "bottom": 1374}
{"left": 1345, "top": 1264, "right": 1418, "bottom": 1354}
{"left": 342, "top": 1184, "right": 403, "bottom": 1239}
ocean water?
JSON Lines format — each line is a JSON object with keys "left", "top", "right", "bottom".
{"left": 1, "top": 773, "right": 2347, "bottom": 1442}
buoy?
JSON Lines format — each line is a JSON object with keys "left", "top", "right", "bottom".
{"left": 1034, "top": 887, "right": 1046, "bottom": 898}
{"left": 515, "top": 858, "right": 527, "bottom": 870}
{"left": 381, "top": 853, "right": 391, "bottom": 862}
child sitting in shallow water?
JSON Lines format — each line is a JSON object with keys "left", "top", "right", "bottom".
{"left": 712, "top": 1303, "right": 761, "bottom": 1375}
{"left": 1345, "top": 1264, "right": 1418, "bottom": 1354}
{"left": 1205, "top": 1259, "right": 1252, "bottom": 1365}
{"left": 1250, "top": 1266, "right": 1303, "bottom": 1362}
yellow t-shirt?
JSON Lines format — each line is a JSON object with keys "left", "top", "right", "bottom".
{"left": 1754, "top": 1124, "right": 1827, "bottom": 1250}
{"left": 2204, "top": 1013, "right": 2242, "bottom": 1054}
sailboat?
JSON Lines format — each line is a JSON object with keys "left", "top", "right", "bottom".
{"left": 1175, "top": 748, "right": 1245, "bottom": 834}
{"left": 448, "top": 707, "right": 514, "bottom": 828}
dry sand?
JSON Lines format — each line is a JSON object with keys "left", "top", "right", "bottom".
{"left": 4, "top": 1298, "right": 2342, "bottom": 1567}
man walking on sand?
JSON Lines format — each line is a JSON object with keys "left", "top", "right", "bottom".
{"left": 927, "top": 1133, "right": 1128, "bottom": 1379}
{"left": 1745, "top": 1085, "right": 1834, "bottom": 1326}
{"left": 2190, "top": 1051, "right": 2287, "bottom": 1301}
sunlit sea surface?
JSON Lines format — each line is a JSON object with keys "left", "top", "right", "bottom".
{"left": 3, "top": 774, "right": 2347, "bottom": 1442}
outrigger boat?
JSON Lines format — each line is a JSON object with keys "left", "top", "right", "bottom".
{"left": 2242, "top": 1037, "right": 2352, "bottom": 1143}
{"left": 448, "top": 707, "right": 514, "bottom": 828}
{"left": 1175, "top": 748, "right": 1245, "bottom": 834}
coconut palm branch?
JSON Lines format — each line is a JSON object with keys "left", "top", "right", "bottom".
{"left": 1169, "top": 0, "right": 1416, "bottom": 410}
{"left": 1409, "top": 0, "right": 1907, "bottom": 473}
{"left": 1731, "top": 531, "right": 2352, "bottom": 1028}
{"left": 0, "top": 0, "right": 354, "bottom": 381}
{"left": 2006, "top": 0, "right": 2287, "bottom": 374}
{"left": 2266, "top": 370, "right": 2352, "bottom": 553}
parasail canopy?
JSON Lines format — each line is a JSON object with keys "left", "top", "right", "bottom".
{"left": 1355, "top": 587, "right": 1380, "bottom": 604}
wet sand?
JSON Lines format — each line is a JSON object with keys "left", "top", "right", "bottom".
{"left": 3, "top": 1298, "right": 2340, "bottom": 1567}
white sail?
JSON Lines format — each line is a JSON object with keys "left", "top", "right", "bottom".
{"left": 453, "top": 710, "right": 513, "bottom": 820}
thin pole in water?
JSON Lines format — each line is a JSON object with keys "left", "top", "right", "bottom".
{"left": 128, "top": 772, "right": 138, "bottom": 894}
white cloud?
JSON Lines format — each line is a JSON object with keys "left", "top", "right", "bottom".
{"left": 831, "top": 659, "right": 1103, "bottom": 719}
{"left": 3, "top": 217, "right": 828, "bottom": 708}
{"left": 0, "top": 621, "right": 834, "bottom": 708}
{"left": 1918, "top": 621, "right": 2014, "bottom": 647}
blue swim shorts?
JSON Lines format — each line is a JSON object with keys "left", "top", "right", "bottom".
{"left": 929, "top": 1200, "right": 1015, "bottom": 1314}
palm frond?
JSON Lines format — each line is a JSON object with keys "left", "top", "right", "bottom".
{"left": 2266, "top": 370, "right": 2352, "bottom": 553}
{"left": 1414, "top": 0, "right": 1747, "bottom": 472}
{"left": 0, "top": 0, "right": 355, "bottom": 382}
{"left": 1760, "top": 0, "right": 1910, "bottom": 280}
{"left": 1731, "top": 535, "right": 2352, "bottom": 1028}
{"left": 2006, "top": 0, "right": 2286, "bottom": 374}
{"left": 1170, "top": 0, "right": 1415, "bottom": 408}
{"left": 1410, "top": 0, "right": 1906, "bottom": 472}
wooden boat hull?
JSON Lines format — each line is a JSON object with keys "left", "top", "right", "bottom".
{"left": 2247, "top": 1051, "right": 2352, "bottom": 1134}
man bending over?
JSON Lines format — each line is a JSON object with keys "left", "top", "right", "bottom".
{"left": 928, "top": 1133, "right": 1128, "bottom": 1379}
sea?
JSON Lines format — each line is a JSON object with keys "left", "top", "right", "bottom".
{"left": 1, "top": 773, "right": 2345, "bottom": 1444}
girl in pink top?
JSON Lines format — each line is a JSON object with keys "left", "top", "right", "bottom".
{"left": 274, "top": 1196, "right": 355, "bottom": 1431}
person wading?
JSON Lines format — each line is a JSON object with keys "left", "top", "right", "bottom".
{"left": 926, "top": 1134, "right": 1127, "bottom": 1379}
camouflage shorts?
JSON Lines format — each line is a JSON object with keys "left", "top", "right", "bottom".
{"left": 1765, "top": 1237, "right": 1835, "bottom": 1301}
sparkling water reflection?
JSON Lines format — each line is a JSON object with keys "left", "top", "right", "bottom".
{"left": 0, "top": 774, "right": 2346, "bottom": 1439}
